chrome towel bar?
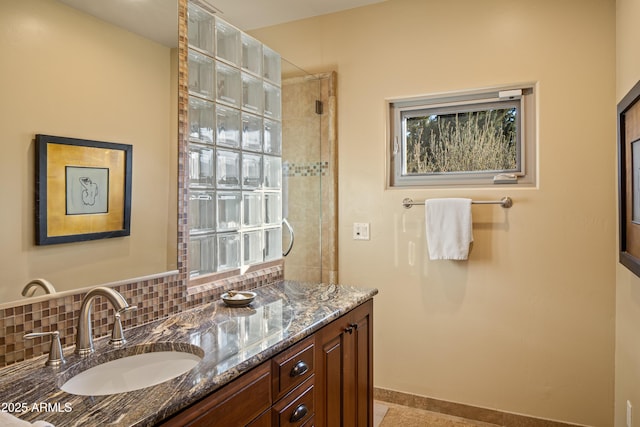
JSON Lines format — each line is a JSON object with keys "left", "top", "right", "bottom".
{"left": 402, "top": 197, "right": 513, "bottom": 209}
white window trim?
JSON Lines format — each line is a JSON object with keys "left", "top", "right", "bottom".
{"left": 387, "top": 83, "right": 537, "bottom": 188}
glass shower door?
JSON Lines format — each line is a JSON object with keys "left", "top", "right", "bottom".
{"left": 281, "top": 60, "right": 323, "bottom": 283}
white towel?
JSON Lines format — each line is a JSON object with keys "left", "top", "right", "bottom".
{"left": 425, "top": 198, "right": 473, "bottom": 260}
{"left": 0, "top": 413, "right": 54, "bottom": 427}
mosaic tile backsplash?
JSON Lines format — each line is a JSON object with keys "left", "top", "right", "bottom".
{"left": 0, "top": 264, "right": 283, "bottom": 367}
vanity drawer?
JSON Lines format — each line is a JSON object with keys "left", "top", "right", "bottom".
{"left": 272, "top": 335, "right": 314, "bottom": 401}
{"left": 247, "top": 409, "right": 272, "bottom": 427}
{"left": 272, "top": 376, "right": 314, "bottom": 427}
{"left": 300, "top": 415, "right": 315, "bottom": 427}
{"left": 159, "top": 361, "right": 271, "bottom": 427}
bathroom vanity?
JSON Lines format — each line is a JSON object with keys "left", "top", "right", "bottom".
{"left": 160, "top": 297, "right": 372, "bottom": 426}
{"left": 0, "top": 281, "right": 376, "bottom": 426}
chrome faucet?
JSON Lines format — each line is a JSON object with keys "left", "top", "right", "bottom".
{"left": 22, "top": 278, "right": 56, "bottom": 297}
{"left": 75, "top": 287, "right": 131, "bottom": 356}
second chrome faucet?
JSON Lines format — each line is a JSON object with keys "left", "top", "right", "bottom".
{"left": 21, "top": 278, "right": 56, "bottom": 297}
{"left": 75, "top": 287, "right": 136, "bottom": 356}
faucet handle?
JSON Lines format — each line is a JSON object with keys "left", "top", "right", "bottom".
{"left": 120, "top": 305, "right": 138, "bottom": 314}
{"left": 24, "top": 331, "right": 66, "bottom": 367}
{"left": 109, "top": 305, "right": 138, "bottom": 347}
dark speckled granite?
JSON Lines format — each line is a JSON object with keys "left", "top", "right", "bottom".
{"left": 0, "top": 281, "right": 377, "bottom": 426}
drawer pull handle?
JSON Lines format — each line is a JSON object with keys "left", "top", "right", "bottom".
{"left": 290, "top": 404, "right": 309, "bottom": 423}
{"left": 290, "top": 360, "right": 309, "bottom": 377}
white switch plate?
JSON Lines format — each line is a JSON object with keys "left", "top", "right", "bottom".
{"left": 353, "top": 223, "right": 370, "bottom": 240}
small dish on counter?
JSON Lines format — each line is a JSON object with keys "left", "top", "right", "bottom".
{"left": 221, "top": 291, "right": 257, "bottom": 307}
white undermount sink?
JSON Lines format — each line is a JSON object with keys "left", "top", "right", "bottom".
{"left": 61, "top": 350, "right": 202, "bottom": 396}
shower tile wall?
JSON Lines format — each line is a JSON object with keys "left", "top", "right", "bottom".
{"left": 282, "top": 72, "right": 337, "bottom": 283}
{"left": 282, "top": 75, "right": 321, "bottom": 282}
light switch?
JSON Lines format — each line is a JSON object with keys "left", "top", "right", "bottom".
{"left": 353, "top": 223, "right": 370, "bottom": 240}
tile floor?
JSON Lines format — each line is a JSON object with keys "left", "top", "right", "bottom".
{"left": 374, "top": 401, "right": 501, "bottom": 427}
{"left": 374, "top": 400, "right": 390, "bottom": 426}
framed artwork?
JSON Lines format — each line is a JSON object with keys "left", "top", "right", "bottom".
{"left": 35, "top": 134, "right": 132, "bottom": 245}
{"left": 618, "top": 80, "right": 640, "bottom": 277}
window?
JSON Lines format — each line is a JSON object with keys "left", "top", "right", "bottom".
{"left": 187, "top": 3, "right": 284, "bottom": 280}
{"left": 389, "top": 84, "right": 536, "bottom": 187}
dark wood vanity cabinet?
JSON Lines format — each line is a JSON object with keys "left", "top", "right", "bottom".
{"left": 157, "top": 299, "right": 373, "bottom": 427}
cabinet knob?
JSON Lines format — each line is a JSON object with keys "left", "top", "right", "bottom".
{"left": 289, "top": 404, "right": 309, "bottom": 423}
{"left": 290, "top": 360, "right": 309, "bottom": 377}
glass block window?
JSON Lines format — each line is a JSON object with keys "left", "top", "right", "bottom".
{"left": 187, "top": 2, "right": 282, "bottom": 278}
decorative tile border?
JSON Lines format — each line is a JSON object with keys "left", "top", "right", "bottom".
{"left": 283, "top": 161, "right": 329, "bottom": 177}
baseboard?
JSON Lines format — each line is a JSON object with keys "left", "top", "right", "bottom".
{"left": 373, "top": 387, "right": 589, "bottom": 427}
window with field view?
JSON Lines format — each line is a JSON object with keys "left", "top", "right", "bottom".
{"left": 389, "top": 85, "right": 536, "bottom": 187}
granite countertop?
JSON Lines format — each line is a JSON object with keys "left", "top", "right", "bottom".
{"left": 0, "top": 281, "right": 377, "bottom": 426}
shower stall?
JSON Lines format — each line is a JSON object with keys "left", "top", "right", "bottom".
{"left": 280, "top": 61, "right": 337, "bottom": 284}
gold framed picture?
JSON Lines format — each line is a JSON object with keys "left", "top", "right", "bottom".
{"left": 35, "top": 134, "right": 132, "bottom": 245}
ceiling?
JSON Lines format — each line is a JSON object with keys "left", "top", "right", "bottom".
{"left": 203, "top": 0, "right": 386, "bottom": 30}
{"left": 57, "top": 0, "right": 386, "bottom": 47}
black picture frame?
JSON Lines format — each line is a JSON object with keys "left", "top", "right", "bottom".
{"left": 35, "top": 134, "right": 132, "bottom": 245}
{"left": 618, "top": 80, "right": 640, "bottom": 277}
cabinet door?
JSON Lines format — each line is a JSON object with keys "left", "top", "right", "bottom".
{"left": 315, "top": 299, "right": 373, "bottom": 427}
{"left": 352, "top": 300, "right": 373, "bottom": 427}
{"left": 316, "top": 319, "right": 345, "bottom": 427}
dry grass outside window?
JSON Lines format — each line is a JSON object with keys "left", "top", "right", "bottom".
{"left": 406, "top": 108, "right": 517, "bottom": 174}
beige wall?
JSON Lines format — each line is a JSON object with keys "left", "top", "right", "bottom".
{"left": 252, "top": 0, "right": 616, "bottom": 424}
{"left": 0, "top": 0, "right": 175, "bottom": 302}
{"left": 615, "top": 0, "right": 640, "bottom": 426}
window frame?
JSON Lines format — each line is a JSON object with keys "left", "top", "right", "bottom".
{"left": 388, "top": 84, "right": 536, "bottom": 188}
